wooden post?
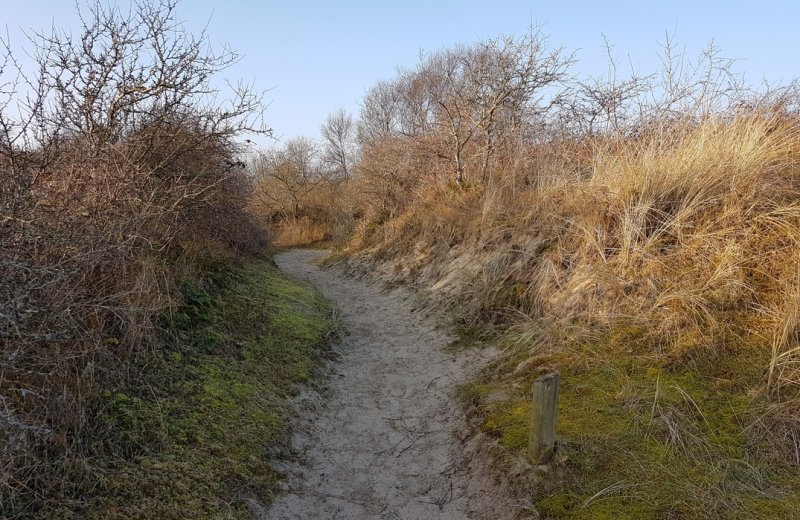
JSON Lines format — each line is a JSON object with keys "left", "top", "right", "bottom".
{"left": 528, "top": 372, "right": 560, "bottom": 465}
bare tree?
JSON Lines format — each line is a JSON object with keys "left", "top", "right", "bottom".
{"left": 418, "top": 29, "right": 571, "bottom": 186}
{"left": 466, "top": 31, "right": 572, "bottom": 182}
{"left": 419, "top": 47, "right": 473, "bottom": 186}
{"left": 357, "top": 80, "right": 401, "bottom": 144}
{"left": 553, "top": 36, "right": 653, "bottom": 137}
{"left": 652, "top": 35, "right": 746, "bottom": 122}
{"left": 321, "top": 108, "right": 356, "bottom": 179}
{"left": 395, "top": 66, "right": 437, "bottom": 137}
{"left": 30, "top": 0, "right": 266, "bottom": 147}
{"left": 254, "top": 136, "right": 326, "bottom": 221}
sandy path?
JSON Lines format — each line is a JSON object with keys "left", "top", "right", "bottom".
{"left": 262, "top": 250, "right": 519, "bottom": 520}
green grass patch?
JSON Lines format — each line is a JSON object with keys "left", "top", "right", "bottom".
{"left": 37, "top": 258, "right": 334, "bottom": 519}
{"left": 447, "top": 321, "right": 500, "bottom": 351}
{"left": 464, "top": 325, "right": 800, "bottom": 519}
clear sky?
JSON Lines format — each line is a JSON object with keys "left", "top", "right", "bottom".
{"left": 3, "top": 1, "right": 799, "bottom": 144}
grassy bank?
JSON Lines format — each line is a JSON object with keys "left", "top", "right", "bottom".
{"left": 334, "top": 113, "right": 800, "bottom": 518}
{"left": 27, "top": 257, "right": 334, "bottom": 519}
{"left": 462, "top": 327, "right": 800, "bottom": 519}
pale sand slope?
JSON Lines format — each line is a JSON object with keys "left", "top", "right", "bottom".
{"left": 261, "top": 249, "right": 523, "bottom": 520}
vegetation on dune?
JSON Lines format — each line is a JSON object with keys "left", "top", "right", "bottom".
{"left": 255, "top": 28, "right": 800, "bottom": 518}
{"left": 102, "top": 260, "right": 331, "bottom": 519}
{"left": 465, "top": 326, "right": 800, "bottom": 518}
{"left": 23, "top": 258, "right": 334, "bottom": 519}
{"left": 4, "top": 0, "right": 800, "bottom": 515}
{"left": 0, "top": 1, "right": 293, "bottom": 515}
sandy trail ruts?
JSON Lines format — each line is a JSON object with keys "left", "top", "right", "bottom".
{"left": 262, "top": 249, "right": 520, "bottom": 520}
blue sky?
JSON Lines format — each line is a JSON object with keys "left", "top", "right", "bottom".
{"left": 4, "top": 1, "right": 799, "bottom": 143}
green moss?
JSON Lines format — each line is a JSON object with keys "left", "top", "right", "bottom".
{"left": 536, "top": 493, "right": 581, "bottom": 516}
{"left": 48, "top": 258, "right": 335, "bottom": 519}
{"left": 483, "top": 401, "right": 531, "bottom": 449}
{"left": 466, "top": 325, "right": 800, "bottom": 519}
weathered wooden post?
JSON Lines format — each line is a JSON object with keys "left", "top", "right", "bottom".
{"left": 528, "top": 372, "right": 560, "bottom": 464}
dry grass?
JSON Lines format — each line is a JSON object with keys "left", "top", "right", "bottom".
{"left": 335, "top": 107, "right": 800, "bottom": 515}
{"left": 272, "top": 218, "right": 331, "bottom": 248}
{"left": 352, "top": 112, "right": 800, "bottom": 349}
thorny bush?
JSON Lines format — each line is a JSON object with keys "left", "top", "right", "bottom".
{"left": 0, "top": 1, "right": 269, "bottom": 514}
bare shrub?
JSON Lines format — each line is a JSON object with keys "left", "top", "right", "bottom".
{"left": 0, "top": 0, "right": 269, "bottom": 513}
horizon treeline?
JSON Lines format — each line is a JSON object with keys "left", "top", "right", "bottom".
{"left": 253, "top": 28, "right": 798, "bottom": 246}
